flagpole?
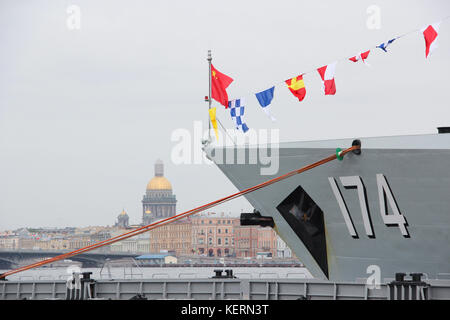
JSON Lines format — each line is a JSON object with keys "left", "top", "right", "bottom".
{"left": 207, "top": 50, "right": 212, "bottom": 141}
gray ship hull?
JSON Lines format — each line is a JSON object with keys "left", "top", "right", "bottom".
{"left": 205, "top": 133, "right": 450, "bottom": 282}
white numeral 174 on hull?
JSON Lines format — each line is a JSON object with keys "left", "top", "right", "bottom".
{"left": 329, "top": 174, "right": 409, "bottom": 238}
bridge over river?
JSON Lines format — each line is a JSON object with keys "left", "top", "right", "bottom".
{"left": 0, "top": 249, "right": 139, "bottom": 268}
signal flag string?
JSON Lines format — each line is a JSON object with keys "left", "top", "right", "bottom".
{"left": 222, "top": 15, "right": 450, "bottom": 109}
{"left": 0, "top": 144, "right": 360, "bottom": 280}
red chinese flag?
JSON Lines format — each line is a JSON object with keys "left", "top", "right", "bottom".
{"left": 211, "top": 64, "right": 233, "bottom": 108}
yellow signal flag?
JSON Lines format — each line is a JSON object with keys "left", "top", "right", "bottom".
{"left": 209, "top": 107, "right": 219, "bottom": 141}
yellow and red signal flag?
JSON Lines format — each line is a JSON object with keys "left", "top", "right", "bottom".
{"left": 211, "top": 64, "right": 233, "bottom": 108}
{"left": 209, "top": 107, "right": 219, "bottom": 141}
{"left": 285, "top": 75, "right": 306, "bottom": 102}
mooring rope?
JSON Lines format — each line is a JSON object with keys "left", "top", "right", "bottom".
{"left": 0, "top": 144, "right": 360, "bottom": 279}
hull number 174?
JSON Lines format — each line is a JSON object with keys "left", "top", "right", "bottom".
{"left": 328, "top": 174, "right": 409, "bottom": 238}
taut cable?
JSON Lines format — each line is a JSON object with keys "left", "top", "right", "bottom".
{"left": 0, "top": 144, "right": 360, "bottom": 279}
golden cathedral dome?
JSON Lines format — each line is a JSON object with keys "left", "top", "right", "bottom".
{"left": 146, "top": 176, "right": 172, "bottom": 190}
{"left": 146, "top": 159, "right": 172, "bottom": 190}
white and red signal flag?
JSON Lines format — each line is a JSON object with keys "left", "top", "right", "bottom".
{"left": 317, "top": 62, "right": 337, "bottom": 95}
{"left": 422, "top": 23, "right": 441, "bottom": 58}
{"left": 349, "top": 50, "right": 370, "bottom": 64}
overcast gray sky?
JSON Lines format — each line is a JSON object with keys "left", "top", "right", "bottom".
{"left": 1, "top": 0, "right": 449, "bottom": 230}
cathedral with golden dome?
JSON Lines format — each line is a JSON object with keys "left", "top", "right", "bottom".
{"left": 115, "top": 209, "right": 129, "bottom": 228}
{"left": 142, "top": 159, "right": 177, "bottom": 225}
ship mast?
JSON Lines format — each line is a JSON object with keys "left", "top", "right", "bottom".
{"left": 207, "top": 50, "right": 212, "bottom": 141}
